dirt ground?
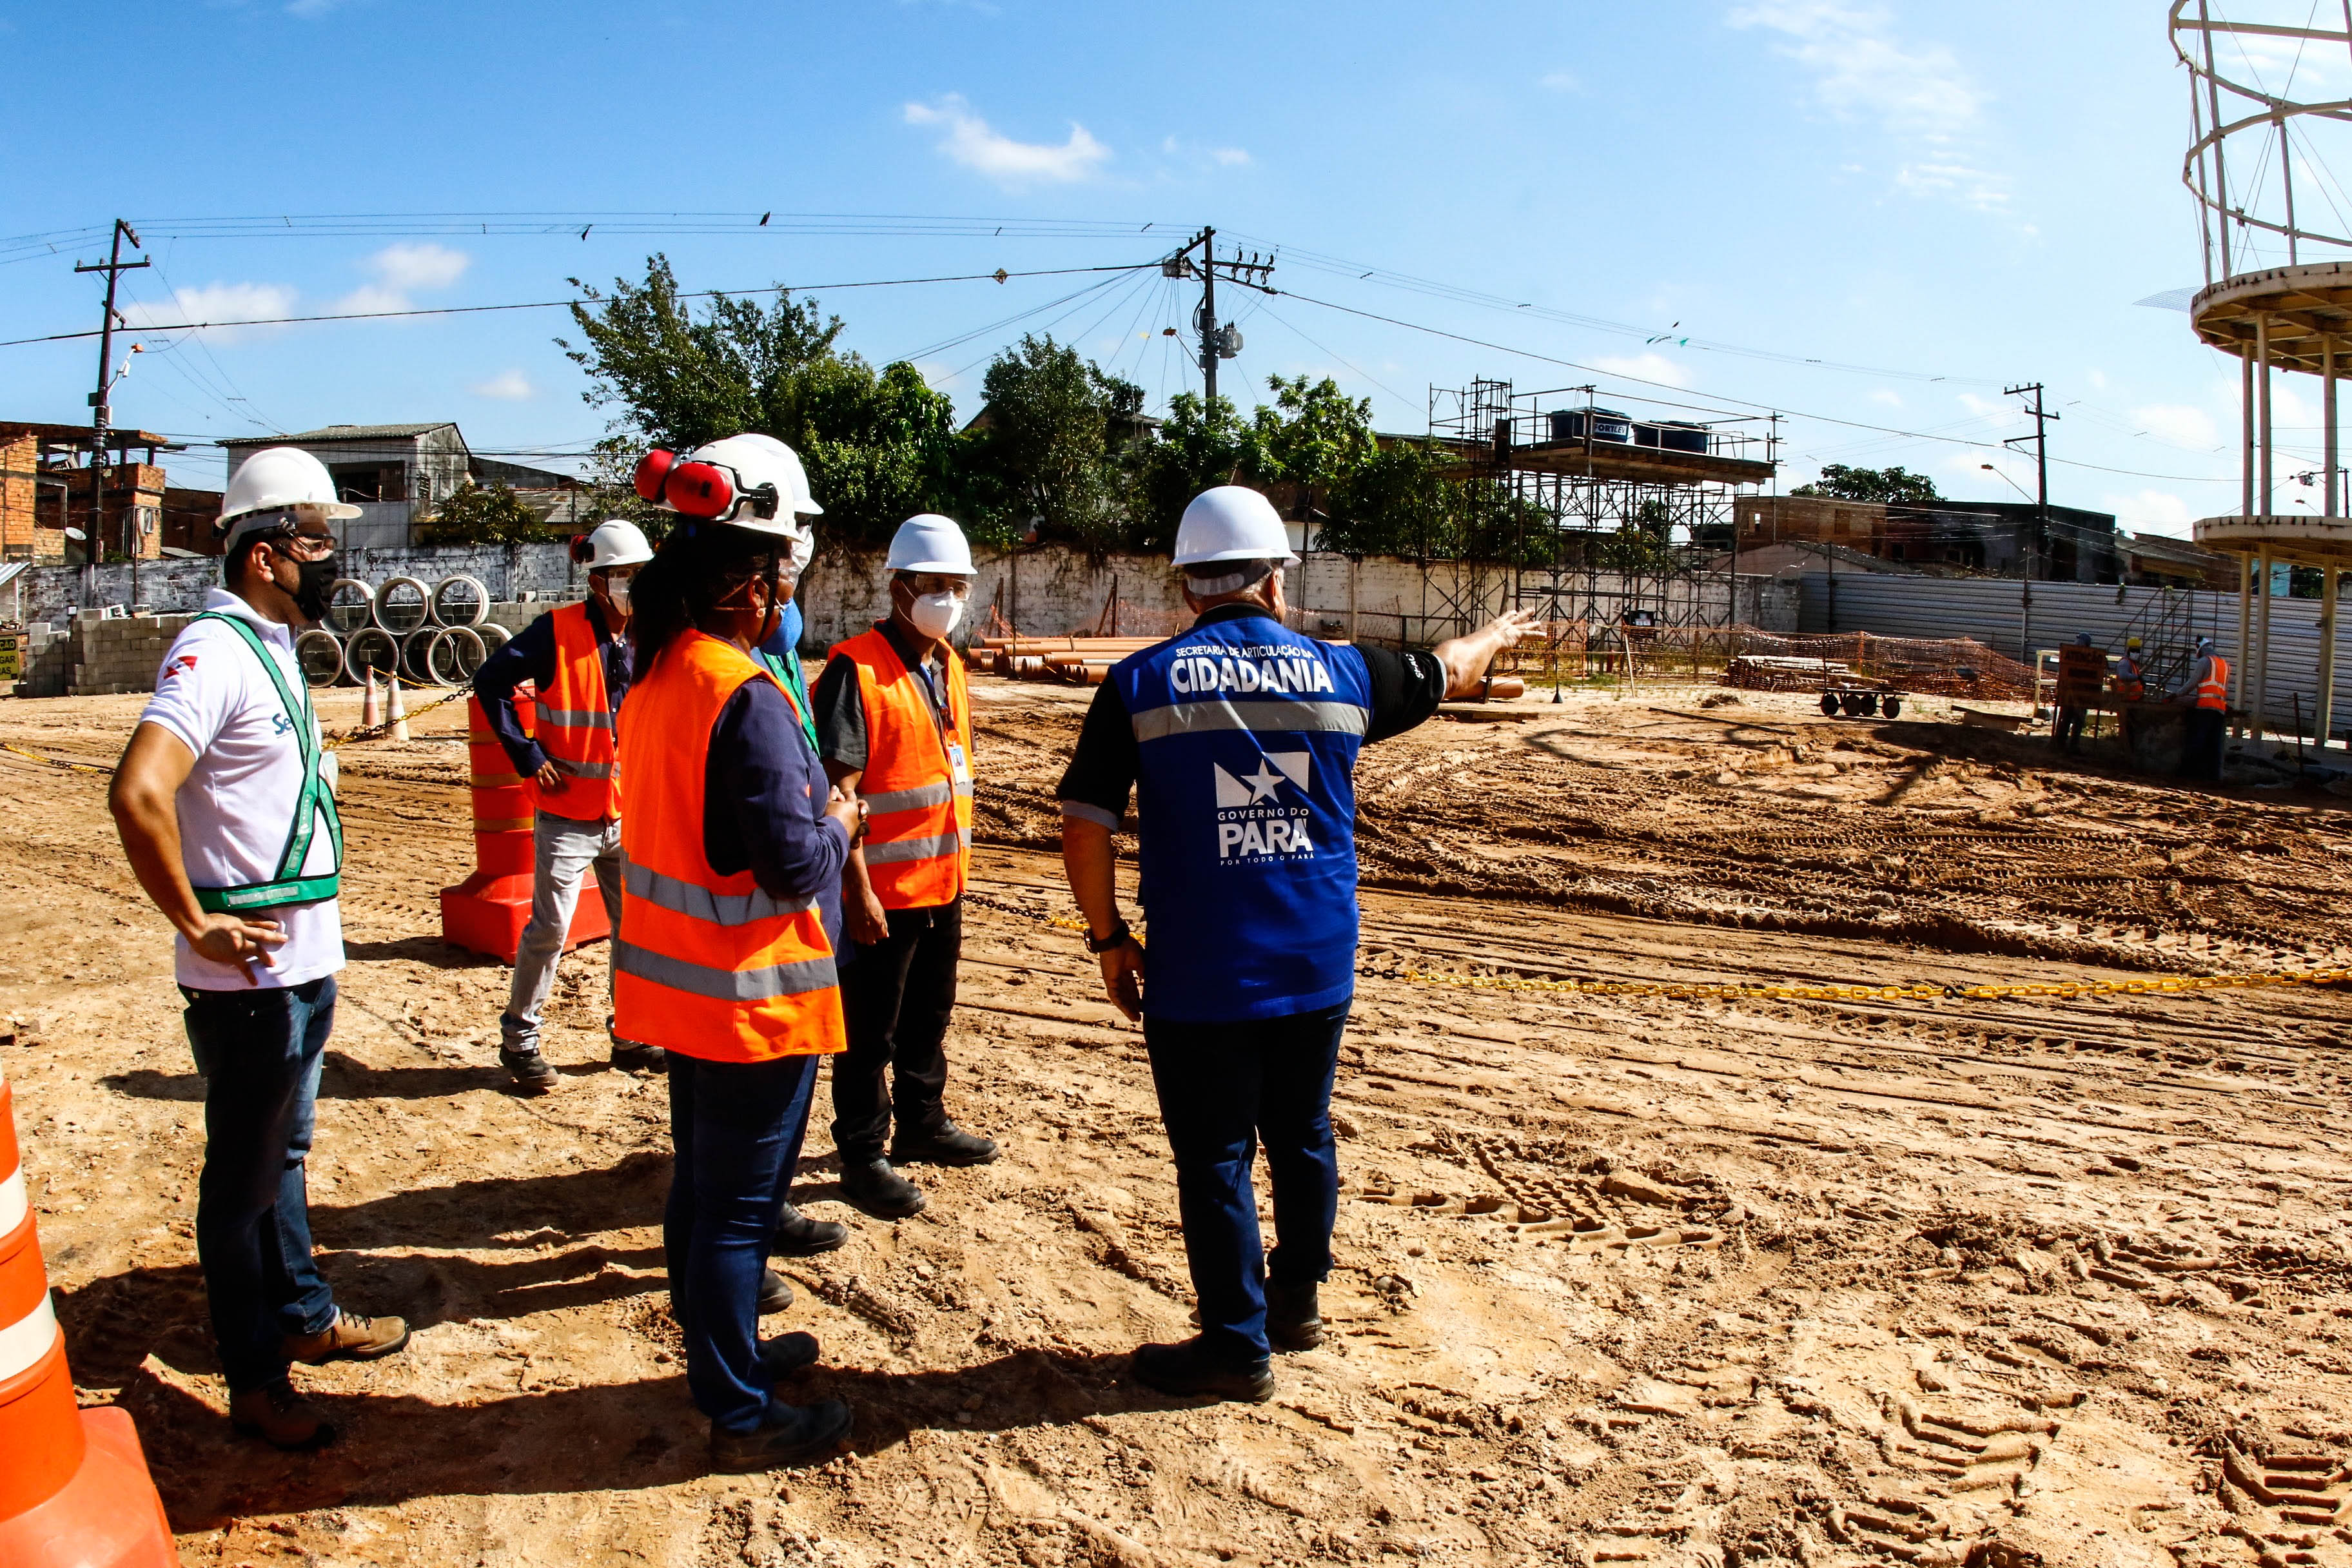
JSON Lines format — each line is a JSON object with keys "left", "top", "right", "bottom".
{"left": 6, "top": 673, "right": 2352, "bottom": 1567}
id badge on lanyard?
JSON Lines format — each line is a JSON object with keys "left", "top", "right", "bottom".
{"left": 946, "top": 741, "right": 972, "bottom": 786}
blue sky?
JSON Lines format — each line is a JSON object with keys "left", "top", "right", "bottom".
{"left": 0, "top": 1, "right": 2302, "bottom": 535}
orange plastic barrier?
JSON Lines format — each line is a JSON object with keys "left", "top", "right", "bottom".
{"left": 0, "top": 1066, "right": 177, "bottom": 1566}
{"left": 437, "top": 685, "right": 612, "bottom": 964}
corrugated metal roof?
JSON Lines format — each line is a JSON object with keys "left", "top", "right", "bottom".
{"left": 220, "top": 423, "right": 461, "bottom": 446}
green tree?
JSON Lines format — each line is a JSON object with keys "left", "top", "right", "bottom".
{"left": 558, "top": 255, "right": 962, "bottom": 547}
{"left": 1596, "top": 498, "right": 1680, "bottom": 574}
{"left": 1320, "top": 437, "right": 1455, "bottom": 558}
{"left": 1792, "top": 464, "right": 1940, "bottom": 504}
{"left": 1251, "top": 375, "right": 1375, "bottom": 496}
{"left": 1133, "top": 391, "right": 1256, "bottom": 551}
{"left": 418, "top": 482, "right": 548, "bottom": 545}
{"left": 962, "top": 334, "right": 1142, "bottom": 551}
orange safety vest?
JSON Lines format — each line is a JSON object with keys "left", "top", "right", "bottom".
{"left": 2198, "top": 654, "right": 2231, "bottom": 711}
{"left": 2115, "top": 656, "right": 2145, "bottom": 703}
{"left": 534, "top": 602, "right": 620, "bottom": 821}
{"left": 612, "top": 631, "right": 845, "bottom": 1064}
{"left": 828, "top": 625, "right": 974, "bottom": 910}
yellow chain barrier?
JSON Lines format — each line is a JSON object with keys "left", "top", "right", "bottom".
{"left": 1398, "top": 965, "right": 2352, "bottom": 1007}
{"left": 1, "top": 741, "right": 111, "bottom": 775}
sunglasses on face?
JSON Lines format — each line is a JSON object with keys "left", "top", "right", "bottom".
{"left": 904, "top": 574, "right": 972, "bottom": 598}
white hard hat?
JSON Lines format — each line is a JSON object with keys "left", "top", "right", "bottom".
{"left": 578, "top": 518, "right": 653, "bottom": 569}
{"left": 634, "top": 433, "right": 822, "bottom": 541}
{"left": 1172, "top": 485, "right": 1298, "bottom": 569}
{"left": 219, "top": 447, "right": 362, "bottom": 542}
{"left": 886, "top": 513, "right": 974, "bottom": 575}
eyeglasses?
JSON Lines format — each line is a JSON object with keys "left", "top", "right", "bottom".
{"left": 905, "top": 574, "right": 972, "bottom": 598}
{"left": 271, "top": 530, "right": 337, "bottom": 558}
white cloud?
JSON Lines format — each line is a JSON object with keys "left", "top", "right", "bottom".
{"left": 2086, "top": 369, "right": 2109, "bottom": 392}
{"left": 1210, "top": 146, "right": 1251, "bottom": 166}
{"left": 1956, "top": 391, "right": 2012, "bottom": 422}
{"left": 1868, "top": 387, "right": 1903, "bottom": 407}
{"left": 1539, "top": 70, "right": 1580, "bottom": 93}
{"left": 1591, "top": 351, "right": 1689, "bottom": 387}
{"left": 124, "top": 282, "right": 298, "bottom": 341}
{"left": 1729, "top": 3, "right": 2010, "bottom": 216}
{"left": 903, "top": 95, "right": 1110, "bottom": 187}
{"left": 2102, "top": 488, "right": 2195, "bottom": 533}
{"left": 333, "top": 242, "right": 471, "bottom": 316}
{"left": 2130, "top": 404, "right": 2221, "bottom": 450}
{"left": 470, "top": 370, "right": 534, "bottom": 400}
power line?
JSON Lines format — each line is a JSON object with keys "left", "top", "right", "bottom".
{"left": 1262, "top": 284, "right": 2238, "bottom": 485}
{"left": 0, "top": 264, "right": 1155, "bottom": 349}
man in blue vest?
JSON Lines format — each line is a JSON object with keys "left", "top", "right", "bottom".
{"left": 1056, "top": 485, "right": 1534, "bottom": 1401}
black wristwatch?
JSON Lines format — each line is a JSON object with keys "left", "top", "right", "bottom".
{"left": 1085, "top": 919, "right": 1132, "bottom": 954}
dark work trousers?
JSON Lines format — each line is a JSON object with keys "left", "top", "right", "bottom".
{"left": 181, "top": 977, "right": 340, "bottom": 1395}
{"left": 830, "top": 897, "right": 960, "bottom": 1164}
{"left": 666, "top": 1052, "right": 821, "bottom": 1433}
{"left": 2182, "top": 707, "right": 2228, "bottom": 781}
{"left": 1142, "top": 1002, "right": 1349, "bottom": 1367}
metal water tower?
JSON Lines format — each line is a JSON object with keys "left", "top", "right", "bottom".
{"left": 2173, "top": 2, "right": 2352, "bottom": 750}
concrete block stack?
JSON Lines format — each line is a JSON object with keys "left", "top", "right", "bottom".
{"left": 61, "top": 612, "right": 196, "bottom": 698}
{"left": 12, "top": 625, "right": 73, "bottom": 699}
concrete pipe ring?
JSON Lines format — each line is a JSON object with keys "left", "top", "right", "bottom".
{"left": 398, "top": 627, "right": 439, "bottom": 685}
{"left": 426, "top": 625, "right": 487, "bottom": 687}
{"left": 344, "top": 627, "right": 400, "bottom": 683}
{"left": 327, "top": 578, "right": 376, "bottom": 634}
{"left": 431, "top": 574, "right": 489, "bottom": 627}
{"left": 374, "top": 575, "right": 431, "bottom": 635}
{"left": 294, "top": 629, "right": 347, "bottom": 689}
{"left": 476, "top": 622, "right": 511, "bottom": 657}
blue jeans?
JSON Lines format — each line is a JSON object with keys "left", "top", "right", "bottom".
{"left": 181, "top": 977, "right": 340, "bottom": 1394}
{"left": 1142, "top": 1002, "right": 1349, "bottom": 1366}
{"left": 666, "top": 1052, "right": 821, "bottom": 1433}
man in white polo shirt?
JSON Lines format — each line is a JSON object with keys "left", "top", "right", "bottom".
{"left": 108, "top": 447, "right": 407, "bottom": 1452}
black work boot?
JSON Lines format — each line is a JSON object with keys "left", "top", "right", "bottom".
{"left": 758, "top": 1331, "right": 821, "bottom": 1380}
{"left": 1266, "top": 1282, "right": 1324, "bottom": 1352}
{"left": 890, "top": 1120, "right": 998, "bottom": 1167}
{"left": 500, "top": 1046, "right": 556, "bottom": 1095}
{"left": 758, "top": 1268, "right": 794, "bottom": 1315}
{"left": 607, "top": 1015, "right": 667, "bottom": 1073}
{"left": 707, "top": 1398, "right": 854, "bottom": 1473}
{"left": 840, "top": 1158, "right": 928, "bottom": 1219}
{"left": 770, "top": 1203, "right": 849, "bottom": 1257}
{"left": 1130, "top": 1336, "right": 1275, "bottom": 1403}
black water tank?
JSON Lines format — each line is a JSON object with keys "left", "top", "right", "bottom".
{"left": 1656, "top": 421, "right": 1709, "bottom": 453}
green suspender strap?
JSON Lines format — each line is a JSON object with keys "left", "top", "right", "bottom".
{"left": 189, "top": 613, "right": 345, "bottom": 913}
{"left": 757, "top": 649, "right": 823, "bottom": 758}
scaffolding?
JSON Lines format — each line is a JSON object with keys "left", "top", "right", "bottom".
{"left": 1422, "top": 378, "right": 1778, "bottom": 676}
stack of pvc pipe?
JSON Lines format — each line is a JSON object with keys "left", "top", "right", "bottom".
{"left": 972, "top": 636, "right": 1157, "bottom": 683}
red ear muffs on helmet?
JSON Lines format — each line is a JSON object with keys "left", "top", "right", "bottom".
{"left": 665, "top": 460, "right": 736, "bottom": 520}
{"left": 632, "top": 449, "right": 680, "bottom": 504}
{"left": 568, "top": 533, "right": 593, "bottom": 565}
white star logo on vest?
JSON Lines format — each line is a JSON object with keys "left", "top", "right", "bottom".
{"left": 1212, "top": 752, "right": 1315, "bottom": 861}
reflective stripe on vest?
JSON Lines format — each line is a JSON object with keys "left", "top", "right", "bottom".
{"left": 612, "top": 631, "right": 845, "bottom": 1064}
{"left": 187, "top": 612, "right": 343, "bottom": 914}
{"left": 2199, "top": 655, "right": 2231, "bottom": 710}
{"left": 1115, "top": 612, "right": 1375, "bottom": 1024}
{"left": 535, "top": 602, "right": 620, "bottom": 819}
{"left": 828, "top": 625, "right": 973, "bottom": 910}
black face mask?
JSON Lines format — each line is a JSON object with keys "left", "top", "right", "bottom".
{"left": 290, "top": 553, "right": 339, "bottom": 623}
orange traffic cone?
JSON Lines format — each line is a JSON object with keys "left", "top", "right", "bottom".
{"left": 436, "top": 683, "right": 610, "bottom": 963}
{"left": 0, "top": 1064, "right": 177, "bottom": 1566}
{"left": 359, "top": 667, "right": 380, "bottom": 732}
{"left": 386, "top": 672, "right": 410, "bottom": 743}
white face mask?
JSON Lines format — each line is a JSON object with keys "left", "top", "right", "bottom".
{"left": 602, "top": 574, "right": 632, "bottom": 614}
{"left": 907, "top": 591, "right": 963, "bottom": 640}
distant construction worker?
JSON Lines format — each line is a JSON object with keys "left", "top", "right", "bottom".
{"left": 2053, "top": 631, "right": 2102, "bottom": 754}
{"left": 2175, "top": 634, "right": 2231, "bottom": 781}
{"left": 2115, "top": 637, "right": 2147, "bottom": 703}
{"left": 811, "top": 513, "right": 992, "bottom": 1220}
{"left": 1057, "top": 485, "right": 1535, "bottom": 1402}
{"left": 618, "top": 432, "right": 858, "bottom": 1471}
{"left": 473, "top": 518, "right": 662, "bottom": 1092}
{"left": 108, "top": 448, "right": 408, "bottom": 1452}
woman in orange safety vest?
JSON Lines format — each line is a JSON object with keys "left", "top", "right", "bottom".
{"left": 615, "top": 433, "right": 862, "bottom": 1474}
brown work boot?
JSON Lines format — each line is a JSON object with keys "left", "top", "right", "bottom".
{"left": 282, "top": 1308, "right": 411, "bottom": 1365}
{"left": 229, "top": 1379, "right": 337, "bottom": 1451}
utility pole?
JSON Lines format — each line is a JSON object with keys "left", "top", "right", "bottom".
{"left": 1165, "top": 227, "right": 1273, "bottom": 407}
{"left": 75, "top": 219, "right": 148, "bottom": 602}
{"left": 2003, "top": 382, "right": 2057, "bottom": 582}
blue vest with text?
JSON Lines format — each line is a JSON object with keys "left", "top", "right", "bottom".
{"left": 1115, "top": 611, "right": 1373, "bottom": 1023}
